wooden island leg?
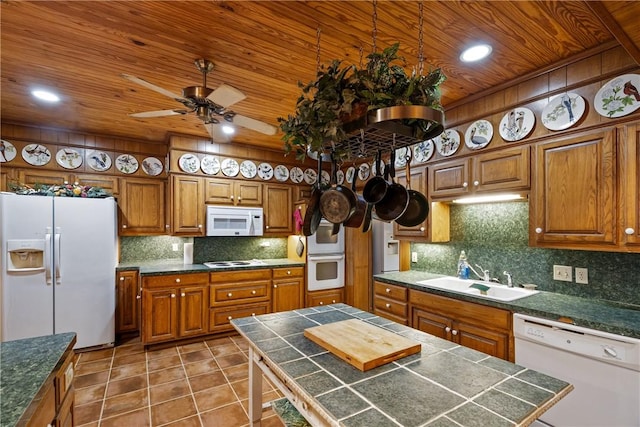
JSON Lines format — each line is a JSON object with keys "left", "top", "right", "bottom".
{"left": 248, "top": 347, "right": 263, "bottom": 427}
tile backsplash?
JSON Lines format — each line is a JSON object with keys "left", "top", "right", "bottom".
{"left": 411, "top": 202, "right": 640, "bottom": 306}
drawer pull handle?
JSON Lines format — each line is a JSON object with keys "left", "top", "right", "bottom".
{"left": 227, "top": 293, "right": 233, "bottom": 297}
{"left": 122, "top": 224, "right": 127, "bottom": 229}
{"left": 452, "top": 329, "right": 458, "bottom": 336}
{"left": 319, "top": 302, "right": 324, "bottom": 305}
{"left": 331, "top": 300, "right": 336, "bottom": 303}
{"left": 181, "top": 292, "right": 185, "bottom": 297}
{"left": 462, "top": 182, "right": 468, "bottom": 188}
{"left": 385, "top": 303, "right": 391, "bottom": 308}
{"left": 171, "top": 294, "right": 176, "bottom": 298}
{"left": 136, "top": 295, "right": 141, "bottom": 300}
{"left": 227, "top": 316, "right": 233, "bottom": 320}
{"left": 535, "top": 227, "right": 542, "bottom": 234}
{"left": 473, "top": 180, "right": 479, "bottom": 186}
{"left": 251, "top": 290, "right": 257, "bottom": 294}
{"left": 445, "top": 326, "right": 451, "bottom": 333}
{"left": 273, "top": 285, "right": 278, "bottom": 289}
{"left": 120, "top": 277, "right": 124, "bottom": 281}
{"left": 385, "top": 288, "right": 391, "bottom": 293}
{"left": 287, "top": 270, "right": 291, "bottom": 275}
{"left": 175, "top": 278, "right": 181, "bottom": 283}
{"left": 625, "top": 227, "right": 635, "bottom": 235}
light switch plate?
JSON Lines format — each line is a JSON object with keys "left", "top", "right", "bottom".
{"left": 553, "top": 265, "right": 572, "bottom": 282}
{"left": 411, "top": 252, "right": 418, "bottom": 263}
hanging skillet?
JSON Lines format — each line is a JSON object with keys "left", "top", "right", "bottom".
{"left": 344, "top": 164, "right": 367, "bottom": 228}
{"left": 374, "top": 147, "right": 409, "bottom": 222}
{"left": 319, "top": 153, "right": 357, "bottom": 224}
{"left": 395, "top": 157, "right": 430, "bottom": 227}
{"left": 302, "top": 155, "right": 324, "bottom": 236}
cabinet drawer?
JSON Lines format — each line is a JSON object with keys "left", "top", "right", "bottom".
{"left": 374, "top": 295, "right": 407, "bottom": 317}
{"left": 142, "top": 273, "right": 208, "bottom": 289}
{"left": 374, "top": 281, "right": 407, "bottom": 302}
{"left": 210, "top": 282, "right": 270, "bottom": 305}
{"left": 409, "top": 290, "right": 511, "bottom": 331}
{"left": 373, "top": 308, "right": 408, "bottom": 325}
{"left": 272, "top": 266, "right": 304, "bottom": 279}
{"left": 210, "top": 303, "right": 270, "bottom": 331}
{"left": 210, "top": 269, "right": 271, "bottom": 283}
{"left": 55, "top": 350, "right": 75, "bottom": 407}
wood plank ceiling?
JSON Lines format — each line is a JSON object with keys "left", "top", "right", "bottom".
{"left": 1, "top": 1, "right": 639, "bottom": 152}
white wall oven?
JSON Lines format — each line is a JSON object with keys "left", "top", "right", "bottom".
{"left": 307, "top": 221, "right": 345, "bottom": 291}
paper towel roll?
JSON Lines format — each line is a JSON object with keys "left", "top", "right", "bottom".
{"left": 183, "top": 242, "right": 193, "bottom": 264}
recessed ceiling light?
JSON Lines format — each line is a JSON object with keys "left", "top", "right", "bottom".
{"left": 221, "top": 125, "right": 235, "bottom": 135}
{"left": 31, "top": 89, "right": 60, "bottom": 102}
{"left": 460, "top": 44, "right": 492, "bottom": 62}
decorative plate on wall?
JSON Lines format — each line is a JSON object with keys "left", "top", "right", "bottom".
{"left": 435, "top": 130, "right": 460, "bottom": 157}
{"left": 413, "top": 140, "right": 434, "bottom": 163}
{"left": 257, "top": 162, "right": 274, "bottom": 180}
{"left": 200, "top": 155, "right": 220, "bottom": 175}
{"left": 56, "top": 148, "right": 83, "bottom": 169}
{"left": 303, "top": 168, "right": 317, "bottom": 184}
{"left": 290, "top": 166, "right": 304, "bottom": 183}
{"left": 542, "top": 93, "right": 586, "bottom": 131}
{"left": 345, "top": 166, "right": 356, "bottom": 183}
{"left": 221, "top": 158, "right": 240, "bottom": 177}
{"left": 86, "top": 150, "right": 112, "bottom": 171}
{"left": 394, "top": 147, "right": 411, "bottom": 168}
{"left": 115, "top": 154, "right": 139, "bottom": 174}
{"left": 274, "top": 165, "right": 289, "bottom": 182}
{"left": 594, "top": 74, "right": 640, "bottom": 118}
{"left": 499, "top": 107, "right": 535, "bottom": 141}
{"left": 336, "top": 169, "right": 345, "bottom": 185}
{"left": 358, "top": 163, "right": 371, "bottom": 181}
{"left": 320, "top": 170, "right": 330, "bottom": 185}
{"left": 240, "top": 160, "right": 257, "bottom": 178}
{"left": 0, "top": 139, "right": 17, "bottom": 163}
{"left": 142, "top": 157, "right": 163, "bottom": 176}
{"left": 464, "top": 120, "right": 493, "bottom": 149}
{"left": 22, "top": 144, "right": 52, "bottom": 166}
{"left": 178, "top": 153, "right": 200, "bottom": 174}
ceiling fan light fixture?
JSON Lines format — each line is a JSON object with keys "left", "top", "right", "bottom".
{"left": 222, "top": 125, "right": 235, "bottom": 135}
{"left": 460, "top": 44, "right": 492, "bottom": 63}
{"left": 31, "top": 89, "right": 60, "bottom": 103}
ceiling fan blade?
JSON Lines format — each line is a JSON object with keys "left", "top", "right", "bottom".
{"left": 129, "top": 109, "right": 188, "bottom": 118}
{"left": 231, "top": 114, "right": 278, "bottom": 135}
{"left": 121, "top": 73, "right": 188, "bottom": 102}
{"left": 204, "top": 123, "right": 232, "bottom": 143}
{"left": 206, "top": 83, "right": 246, "bottom": 108}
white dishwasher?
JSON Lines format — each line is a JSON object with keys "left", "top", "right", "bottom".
{"left": 513, "top": 313, "right": 640, "bottom": 427}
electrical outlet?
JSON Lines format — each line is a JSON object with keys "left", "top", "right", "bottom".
{"left": 411, "top": 252, "right": 418, "bottom": 263}
{"left": 575, "top": 267, "right": 588, "bottom": 284}
{"left": 172, "top": 243, "right": 179, "bottom": 251}
{"left": 553, "top": 265, "right": 572, "bottom": 282}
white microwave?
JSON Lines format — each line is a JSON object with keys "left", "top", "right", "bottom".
{"left": 206, "top": 205, "right": 263, "bottom": 236}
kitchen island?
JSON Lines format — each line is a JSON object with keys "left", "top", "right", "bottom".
{"left": 0, "top": 332, "right": 76, "bottom": 427}
{"left": 232, "top": 304, "right": 572, "bottom": 427}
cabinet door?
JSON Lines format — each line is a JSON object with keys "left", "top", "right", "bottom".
{"left": 119, "top": 178, "right": 166, "bottom": 235}
{"left": 619, "top": 122, "right": 640, "bottom": 249}
{"left": 235, "top": 181, "right": 262, "bottom": 205}
{"left": 116, "top": 271, "right": 140, "bottom": 334}
{"left": 395, "top": 166, "right": 429, "bottom": 237}
{"left": 142, "top": 288, "right": 178, "bottom": 344}
{"left": 272, "top": 278, "right": 303, "bottom": 312}
{"left": 18, "top": 169, "right": 69, "bottom": 187}
{"left": 263, "top": 184, "right": 293, "bottom": 235}
{"left": 74, "top": 173, "right": 120, "bottom": 195}
{"left": 455, "top": 320, "right": 510, "bottom": 360}
{"left": 428, "top": 158, "right": 470, "bottom": 198}
{"left": 412, "top": 307, "right": 451, "bottom": 340}
{"left": 531, "top": 129, "right": 615, "bottom": 248}
{"left": 171, "top": 175, "right": 204, "bottom": 236}
{"left": 204, "top": 178, "right": 234, "bottom": 205}
{"left": 178, "top": 286, "right": 209, "bottom": 338}
{"left": 472, "top": 146, "right": 530, "bottom": 193}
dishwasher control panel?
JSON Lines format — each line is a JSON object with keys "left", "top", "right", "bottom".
{"left": 513, "top": 313, "right": 640, "bottom": 371}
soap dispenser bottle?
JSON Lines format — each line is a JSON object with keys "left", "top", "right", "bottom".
{"left": 457, "top": 250, "right": 470, "bottom": 280}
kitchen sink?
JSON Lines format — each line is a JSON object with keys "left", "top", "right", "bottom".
{"left": 204, "top": 260, "right": 266, "bottom": 268}
{"left": 416, "top": 276, "right": 539, "bottom": 302}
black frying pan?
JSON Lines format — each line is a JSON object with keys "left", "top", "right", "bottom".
{"left": 374, "top": 149, "right": 409, "bottom": 222}
{"left": 395, "top": 158, "right": 430, "bottom": 227}
{"left": 302, "top": 155, "right": 323, "bottom": 236}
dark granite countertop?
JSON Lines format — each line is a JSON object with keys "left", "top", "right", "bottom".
{"left": 0, "top": 332, "right": 76, "bottom": 427}
{"left": 117, "top": 258, "right": 305, "bottom": 276}
{"left": 374, "top": 271, "right": 640, "bottom": 339}
{"left": 232, "top": 304, "right": 572, "bottom": 427}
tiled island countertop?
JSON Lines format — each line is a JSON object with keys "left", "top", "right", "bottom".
{"left": 0, "top": 332, "right": 76, "bottom": 426}
{"left": 374, "top": 271, "right": 640, "bottom": 339}
{"left": 232, "top": 304, "right": 572, "bottom": 427}
{"left": 117, "top": 258, "right": 304, "bottom": 275}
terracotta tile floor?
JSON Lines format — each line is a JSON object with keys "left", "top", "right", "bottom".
{"left": 74, "top": 335, "right": 286, "bottom": 427}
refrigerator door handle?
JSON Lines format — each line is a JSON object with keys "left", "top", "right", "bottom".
{"left": 54, "top": 229, "right": 61, "bottom": 285}
{"left": 45, "top": 228, "right": 52, "bottom": 285}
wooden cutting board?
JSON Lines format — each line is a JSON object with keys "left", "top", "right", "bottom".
{"left": 304, "top": 319, "right": 421, "bottom": 371}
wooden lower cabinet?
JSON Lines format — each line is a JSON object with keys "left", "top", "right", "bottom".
{"left": 141, "top": 273, "right": 209, "bottom": 345}
{"left": 272, "top": 267, "right": 304, "bottom": 312}
{"left": 373, "top": 281, "right": 408, "bottom": 325}
{"left": 306, "top": 288, "right": 344, "bottom": 307}
{"left": 28, "top": 348, "right": 75, "bottom": 427}
{"left": 116, "top": 270, "right": 140, "bottom": 334}
{"left": 409, "top": 290, "right": 512, "bottom": 361}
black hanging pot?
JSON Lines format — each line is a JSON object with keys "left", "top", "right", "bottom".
{"left": 362, "top": 150, "right": 388, "bottom": 205}
{"left": 395, "top": 159, "right": 430, "bottom": 227}
{"left": 302, "top": 155, "right": 324, "bottom": 236}
{"left": 319, "top": 154, "right": 357, "bottom": 224}
{"left": 374, "top": 149, "right": 409, "bottom": 222}
{"left": 344, "top": 165, "right": 367, "bottom": 229}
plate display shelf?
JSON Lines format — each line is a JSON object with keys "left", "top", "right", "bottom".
{"left": 308, "top": 105, "right": 444, "bottom": 161}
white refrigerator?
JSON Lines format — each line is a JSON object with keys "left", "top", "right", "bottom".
{"left": 372, "top": 221, "right": 400, "bottom": 274}
{"left": 0, "top": 192, "right": 117, "bottom": 349}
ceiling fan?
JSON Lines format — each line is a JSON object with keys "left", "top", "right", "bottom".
{"left": 122, "top": 59, "right": 277, "bottom": 142}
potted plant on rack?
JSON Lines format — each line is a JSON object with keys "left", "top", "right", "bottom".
{"left": 279, "top": 43, "right": 446, "bottom": 160}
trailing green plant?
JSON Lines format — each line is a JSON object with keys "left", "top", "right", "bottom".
{"left": 279, "top": 43, "right": 446, "bottom": 160}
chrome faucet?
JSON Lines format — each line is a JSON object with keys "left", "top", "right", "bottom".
{"left": 503, "top": 271, "right": 513, "bottom": 287}
{"left": 473, "top": 264, "right": 491, "bottom": 282}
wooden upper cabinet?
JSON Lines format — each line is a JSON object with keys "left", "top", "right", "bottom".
{"left": 74, "top": 173, "right": 120, "bottom": 195}
{"left": 619, "top": 122, "right": 640, "bottom": 250}
{"left": 263, "top": 183, "right": 293, "bottom": 235}
{"left": 119, "top": 178, "right": 166, "bottom": 235}
{"left": 171, "top": 175, "right": 205, "bottom": 236}
{"left": 530, "top": 128, "right": 616, "bottom": 249}
{"left": 204, "top": 178, "right": 262, "bottom": 206}
{"left": 428, "top": 146, "right": 530, "bottom": 199}
{"left": 18, "top": 169, "right": 69, "bottom": 187}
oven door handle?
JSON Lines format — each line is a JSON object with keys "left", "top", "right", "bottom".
{"left": 308, "top": 255, "right": 344, "bottom": 262}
